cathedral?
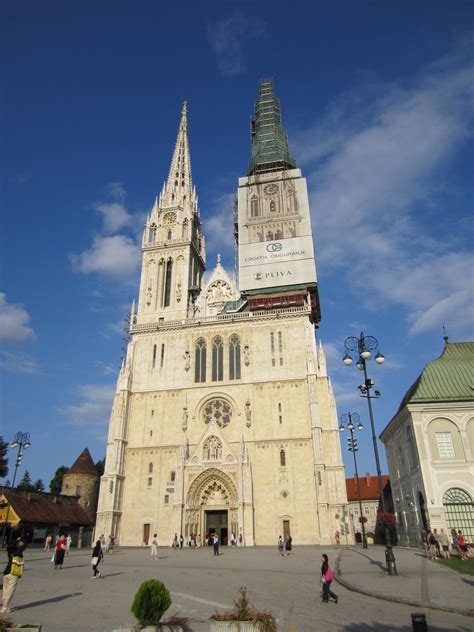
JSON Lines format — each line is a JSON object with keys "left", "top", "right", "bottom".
{"left": 95, "top": 81, "right": 348, "bottom": 546}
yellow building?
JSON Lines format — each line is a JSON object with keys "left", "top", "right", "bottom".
{"left": 95, "top": 82, "right": 348, "bottom": 546}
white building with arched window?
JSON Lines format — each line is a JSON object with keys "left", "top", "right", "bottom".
{"left": 380, "top": 340, "right": 474, "bottom": 546}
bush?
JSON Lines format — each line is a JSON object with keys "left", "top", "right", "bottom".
{"left": 131, "top": 579, "right": 172, "bottom": 626}
{"left": 211, "top": 586, "right": 277, "bottom": 632}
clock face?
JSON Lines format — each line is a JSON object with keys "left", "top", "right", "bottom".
{"left": 163, "top": 212, "right": 176, "bottom": 225}
{"left": 263, "top": 183, "right": 279, "bottom": 196}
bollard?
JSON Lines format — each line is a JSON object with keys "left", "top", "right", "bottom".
{"left": 411, "top": 613, "right": 428, "bottom": 632}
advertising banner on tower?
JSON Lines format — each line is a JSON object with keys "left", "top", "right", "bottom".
{"left": 237, "top": 169, "right": 317, "bottom": 292}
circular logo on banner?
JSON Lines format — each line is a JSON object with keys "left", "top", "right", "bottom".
{"left": 266, "top": 242, "right": 282, "bottom": 253}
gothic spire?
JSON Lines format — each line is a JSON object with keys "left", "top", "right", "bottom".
{"left": 162, "top": 101, "right": 194, "bottom": 211}
{"left": 247, "top": 80, "right": 296, "bottom": 176}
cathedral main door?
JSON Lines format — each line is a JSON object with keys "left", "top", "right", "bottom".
{"left": 185, "top": 468, "right": 238, "bottom": 547}
{"left": 205, "top": 509, "right": 228, "bottom": 545}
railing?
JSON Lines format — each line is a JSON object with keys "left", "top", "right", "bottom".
{"left": 130, "top": 304, "right": 310, "bottom": 333}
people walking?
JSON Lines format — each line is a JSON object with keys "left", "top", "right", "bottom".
{"left": 90, "top": 540, "right": 104, "bottom": 578}
{"left": 230, "top": 532, "right": 237, "bottom": 547}
{"left": 428, "top": 531, "right": 438, "bottom": 560}
{"left": 457, "top": 530, "right": 468, "bottom": 559}
{"left": 53, "top": 534, "right": 67, "bottom": 570}
{"left": 285, "top": 535, "right": 293, "bottom": 556}
{"left": 150, "top": 534, "right": 158, "bottom": 559}
{"left": 278, "top": 535, "right": 284, "bottom": 555}
{"left": 321, "top": 554, "right": 338, "bottom": 604}
{"left": 212, "top": 533, "right": 219, "bottom": 556}
{"left": 172, "top": 533, "right": 179, "bottom": 549}
{"left": 66, "top": 534, "right": 72, "bottom": 554}
{"left": 179, "top": 534, "right": 184, "bottom": 549}
{"left": 2, "top": 537, "right": 26, "bottom": 613}
{"left": 438, "top": 528, "right": 450, "bottom": 559}
{"left": 44, "top": 534, "right": 52, "bottom": 551}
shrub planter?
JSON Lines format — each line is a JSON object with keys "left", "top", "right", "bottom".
{"left": 210, "top": 623, "right": 260, "bottom": 632}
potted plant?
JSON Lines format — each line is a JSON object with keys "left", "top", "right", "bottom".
{"left": 210, "top": 586, "right": 276, "bottom": 632}
{"left": 1, "top": 615, "right": 42, "bottom": 632}
{"left": 119, "top": 579, "right": 190, "bottom": 631}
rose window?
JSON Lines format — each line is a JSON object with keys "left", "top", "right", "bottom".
{"left": 203, "top": 399, "right": 232, "bottom": 428}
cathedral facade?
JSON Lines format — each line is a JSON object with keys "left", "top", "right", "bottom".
{"left": 95, "top": 82, "right": 348, "bottom": 546}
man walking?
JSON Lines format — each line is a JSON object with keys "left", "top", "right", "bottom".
{"left": 2, "top": 537, "right": 26, "bottom": 613}
{"left": 150, "top": 534, "right": 158, "bottom": 560}
{"left": 213, "top": 533, "right": 219, "bottom": 556}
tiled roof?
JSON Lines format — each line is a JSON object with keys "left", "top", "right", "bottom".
{"left": 345, "top": 475, "right": 390, "bottom": 502}
{"left": 399, "top": 341, "right": 474, "bottom": 410}
{"left": 1, "top": 488, "right": 93, "bottom": 526}
{"left": 68, "top": 447, "right": 98, "bottom": 476}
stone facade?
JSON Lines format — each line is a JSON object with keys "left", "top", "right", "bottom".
{"left": 95, "top": 85, "right": 348, "bottom": 546}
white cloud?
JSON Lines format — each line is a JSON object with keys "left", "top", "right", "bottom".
{"left": 0, "top": 294, "right": 35, "bottom": 343}
{"left": 296, "top": 43, "right": 474, "bottom": 337}
{"left": 93, "top": 360, "right": 118, "bottom": 376}
{"left": 0, "top": 351, "right": 39, "bottom": 374}
{"left": 70, "top": 234, "right": 141, "bottom": 281}
{"left": 94, "top": 202, "right": 132, "bottom": 235}
{"left": 207, "top": 14, "right": 266, "bottom": 77}
{"left": 204, "top": 192, "right": 235, "bottom": 256}
{"left": 59, "top": 384, "right": 115, "bottom": 427}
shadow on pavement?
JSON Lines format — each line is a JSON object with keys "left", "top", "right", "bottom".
{"left": 101, "top": 572, "right": 125, "bottom": 577}
{"left": 343, "top": 622, "right": 471, "bottom": 632}
{"left": 351, "top": 549, "right": 386, "bottom": 572}
{"left": 461, "top": 578, "right": 474, "bottom": 586}
{"left": 14, "top": 592, "right": 82, "bottom": 611}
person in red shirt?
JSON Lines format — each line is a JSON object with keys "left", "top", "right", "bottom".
{"left": 457, "top": 531, "right": 468, "bottom": 560}
{"left": 53, "top": 535, "right": 67, "bottom": 569}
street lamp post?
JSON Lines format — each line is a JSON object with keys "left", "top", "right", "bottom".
{"left": 1, "top": 432, "right": 31, "bottom": 546}
{"left": 343, "top": 332, "right": 397, "bottom": 576}
{"left": 339, "top": 412, "right": 368, "bottom": 549}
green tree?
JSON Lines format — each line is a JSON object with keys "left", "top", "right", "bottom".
{"left": 95, "top": 458, "right": 105, "bottom": 477}
{"left": 49, "top": 465, "right": 68, "bottom": 495}
{"left": 17, "top": 470, "right": 35, "bottom": 491}
{"left": 33, "top": 479, "right": 45, "bottom": 492}
{"left": 131, "top": 580, "right": 172, "bottom": 626}
{"left": 0, "top": 436, "right": 9, "bottom": 478}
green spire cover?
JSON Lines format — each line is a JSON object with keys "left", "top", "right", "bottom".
{"left": 247, "top": 80, "right": 297, "bottom": 176}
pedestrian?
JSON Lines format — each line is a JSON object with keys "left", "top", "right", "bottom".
{"left": 213, "top": 533, "right": 219, "bottom": 556}
{"left": 278, "top": 535, "right": 284, "bottom": 555}
{"left": 204, "top": 533, "right": 209, "bottom": 546}
{"left": 239, "top": 532, "right": 243, "bottom": 546}
{"left": 172, "top": 533, "right": 179, "bottom": 549}
{"left": 457, "top": 530, "right": 468, "bottom": 560}
{"left": 432, "top": 529, "right": 441, "bottom": 558}
{"left": 420, "top": 529, "right": 429, "bottom": 558}
{"left": 2, "top": 537, "right": 26, "bottom": 613}
{"left": 285, "top": 534, "right": 293, "bottom": 556}
{"left": 438, "top": 528, "right": 450, "bottom": 560}
{"left": 335, "top": 530, "right": 340, "bottom": 545}
{"left": 53, "top": 534, "right": 67, "bottom": 570}
{"left": 150, "top": 534, "right": 158, "bottom": 560}
{"left": 451, "top": 529, "right": 460, "bottom": 557}
{"left": 179, "top": 534, "right": 184, "bottom": 549}
{"left": 66, "top": 534, "right": 72, "bottom": 554}
{"left": 105, "top": 534, "right": 114, "bottom": 553}
{"left": 197, "top": 534, "right": 201, "bottom": 548}
{"left": 428, "top": 531, "right": 438, "bottom": 560}
{"left": 321, "top": 554, "right": 338, "bottom": 604}
{"left": 90, "top": 540, "right": 104, "bottom": 578}
{"left": 230, "top": 532, "right": 237, "bottom": 547}
{"left": 44, "top": 534, "right": 52, "bottom": 551}
{"left": 99, "top": 533, "right": 106, "bottom": 549}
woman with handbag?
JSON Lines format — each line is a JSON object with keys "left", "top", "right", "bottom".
{"left": 53, "top": 534, "right": 67, "bottom": 570}
{"left": 321, "top": 554, "right": 338, "bottom": 603}
{"left": 2, "top": 537, "right": 26, "bottom": 613}
{"left": 91, "top": 540, "right": 104, "bottom": 578}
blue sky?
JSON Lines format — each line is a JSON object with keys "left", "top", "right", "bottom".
{"left": 1, "top": 1, "right": 473, "bottom": 488}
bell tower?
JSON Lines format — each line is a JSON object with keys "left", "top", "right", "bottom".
{"left": 136, "top": 102, "right": 206, "bottom": 324}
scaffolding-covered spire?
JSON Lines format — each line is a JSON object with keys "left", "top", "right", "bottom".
{"left": 247, "top": 80, "right": 296, "bottom": 176}
{"left": 162, "top": 101, "right": 194, "bottom": 210}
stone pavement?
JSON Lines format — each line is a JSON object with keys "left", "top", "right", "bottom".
{"left": 1, "top": 545, "right": 473, "bottom": 631}
{"left": 336, "top": 546, "right": 474, "bottom": 617}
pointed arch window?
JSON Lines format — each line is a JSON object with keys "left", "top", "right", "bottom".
{"left": 167, "top": 230, "right": 172, "bottom": 240}
{"left": 269, "top": 200, "right": 276, "bottom": 212}
{"left": 148, "top": 463, "right": 153, "bottom": 473}
{"left": 149, "top": 224, "right": 157, "bottom": 242}
{"left": 250, "top": 195, "right": 259, "bottom": 218}
{"left": 212, "top": 336, "right": 224, "bottom": 382}
{"left": 229, "top": 334, "right": 241, "bottom": 380}
{"left": 280, "top": 449, "right": 286, "bottom": 467}
{"left": 194, "top": 338, "right": 206, "bottom": 383}
{"left": 163, "top": 259, "right": 173, "bottom": 307}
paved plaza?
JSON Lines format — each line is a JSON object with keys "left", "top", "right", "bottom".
{"left": 2, "top": 545, "right": 473, "bottom": 631}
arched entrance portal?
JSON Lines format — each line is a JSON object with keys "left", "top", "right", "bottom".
{"left": 185, "top": 468, "right": 238, "bottom": 546}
